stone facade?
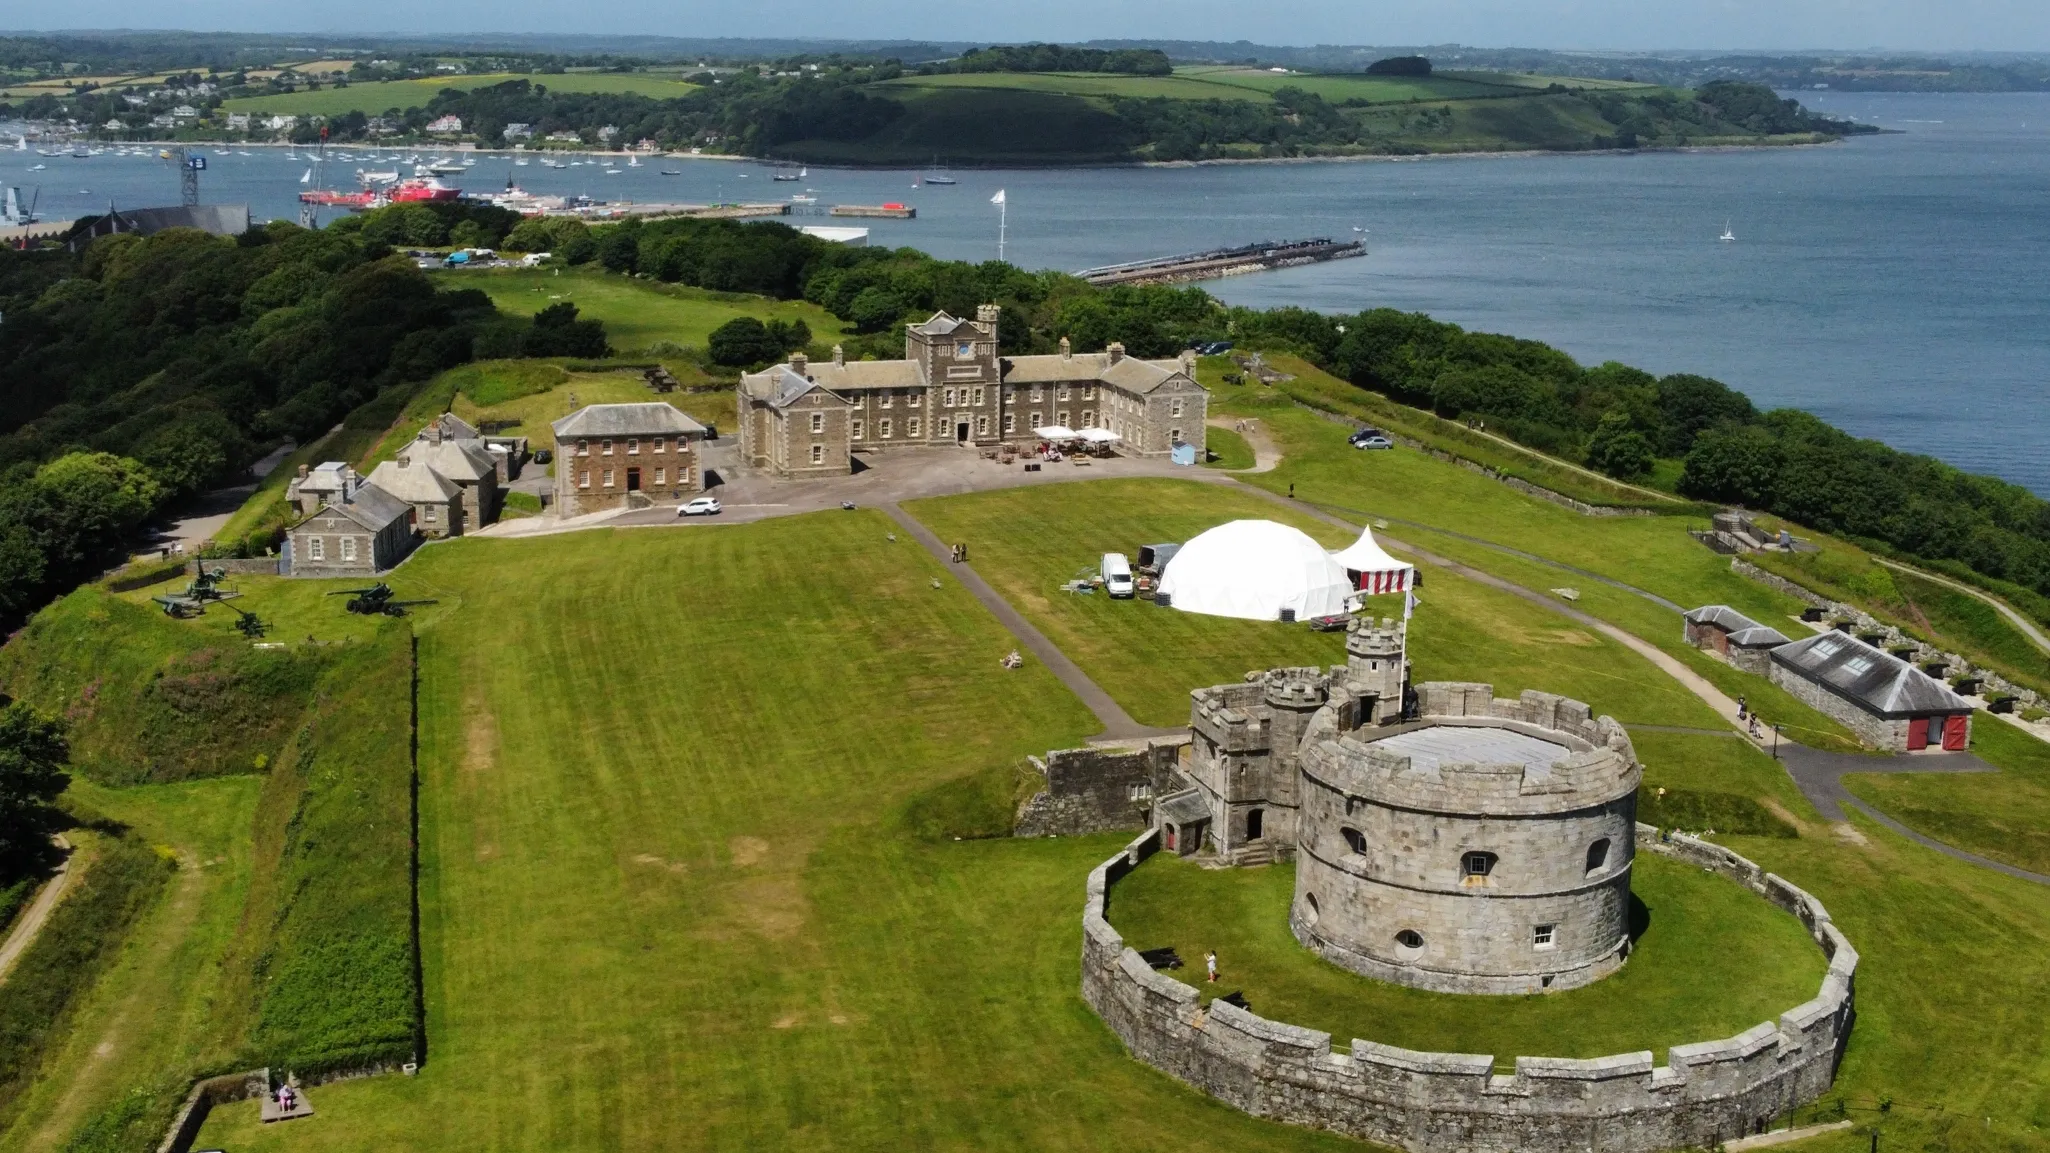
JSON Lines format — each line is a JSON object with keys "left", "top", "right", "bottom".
{"left": 1767, "top": 660, "right": 1915, "bottom": 750}
{"left": 1013, "top": 739, "right": 1189, "bottom": 838}
{"left": 737, "top": 306, "right": 1209, "bottom": 478}
{"left": 1178, "top": 618, "right": 1408, "bottom": 866}
{"left": 1292, "top": 684, "right": 1640, "bottom": 994}
{"left": 550, "top": 402, "right": 709, "bottom": 517}
{"left": 286, "top": 484, "right": 416, "bottom": 578}
{"left": 1081, "top": 825, "right": 1855, "bottom": 1153}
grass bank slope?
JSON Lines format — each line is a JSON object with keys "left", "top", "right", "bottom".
{"left": 448, "top": 268, "right": 848, "bottom": 356}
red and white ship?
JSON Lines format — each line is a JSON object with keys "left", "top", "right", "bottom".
{"left": 300, "top": 174, "right": 460, "bottom": 210}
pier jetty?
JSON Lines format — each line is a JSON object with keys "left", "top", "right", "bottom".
{"left": 1074, "top": 238, "right": 1364, "bottom": 286}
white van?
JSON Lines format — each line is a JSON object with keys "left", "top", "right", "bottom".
{"left": 1101, "top": 552, "right": 1135, "bottom": 598}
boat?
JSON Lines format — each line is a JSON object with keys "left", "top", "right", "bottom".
{"left": 790, "top": 194, "right": 817, "bottom": 204}
{"left": 659, "top": 169, "right": 682, "bottom": 176}
{"left": 27, "top": 163, "right": 45, "bottom": 171}
{"left": 427, "top": 160, "right": 466, "bottom": 176}
{"left": 1720, "top": 220, "right": 1736, "bottom": 242}
{"left": 922, "top": 155, "right": 957, "bottom": 185}
{"left": 300, "top": 167, "right": 313, "bottom": 184}
{"left": 627, "top": 154, "right": 641, "bottom": 167}
{"left": 387, "top": 176, "right": 461, "bottom": 203}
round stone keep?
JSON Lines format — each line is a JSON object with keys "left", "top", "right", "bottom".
{"left": 1291, "top": 696, "right": 1640, "bottom": 995}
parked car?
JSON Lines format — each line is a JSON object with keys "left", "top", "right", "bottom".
{"left": 533, "top": 448, "right": 553, "bottom": 464}
{"left": 1100, "top": 552, "right": 1135, "bottom": 599}
{"left": 1351, "top": 434, "right": 1393, "bottom": 450}
{"left": 678, "top": 497, "right": 723, "bottom": 517}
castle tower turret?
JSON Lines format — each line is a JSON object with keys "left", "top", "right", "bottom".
{"left": 1345, "top": 618, "right": 1409, "bottom": 724}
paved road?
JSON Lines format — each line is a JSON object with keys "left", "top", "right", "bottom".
{"left": 0, "top": 836, "right": 73, "bottom": 984}
{"left": 1207, "top": 417, "right": 1281, "bottom": 473}
{"left": 884, "top": 503, "right": 1176, "bottom": 745}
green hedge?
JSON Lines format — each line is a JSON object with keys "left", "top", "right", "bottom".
{"left": 240, "top": 627, "right": 418, "bottom": 1077}
{"left": 0, "top": 828, "right": 176, "bottom": 1120}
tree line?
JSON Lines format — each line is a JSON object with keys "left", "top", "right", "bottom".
{"left": 0, "top": 210, "right": 604, "bottom": 626}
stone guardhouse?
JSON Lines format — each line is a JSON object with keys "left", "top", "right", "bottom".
{"left": 736, "top": 305, "right": 1209, "bottom": 478}
{"left": 1768, "top": 631, "right": 1974, "bottom": 751}
{"left": 1681, "top": 604, "right": 1791, "bottom": 674}
{"left": 550, "top": 402, "right": 709, "bottom": 517}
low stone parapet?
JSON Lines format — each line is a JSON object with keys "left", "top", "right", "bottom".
{"left": 1082, "top": 828, "right": 1853, "bottom": 1153}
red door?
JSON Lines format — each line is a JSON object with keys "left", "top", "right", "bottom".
{"left": 1906, "top": 717, "right": 1928, "bottom": 750}
{"left": 1942, "top": 714, "right": 1969, "bottom": 751}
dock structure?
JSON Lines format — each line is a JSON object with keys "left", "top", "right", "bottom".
{"left": 1074, "top": 238, "right": 1365, "bottom": 287}
{"left": 831, "top": 204, "right": 917, "bottom": 219}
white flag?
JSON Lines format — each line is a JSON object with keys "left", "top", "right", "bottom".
{"left": 990, "top": 189, "right": 1006, "bottom": 205}
{"left": 1403, "top": 586, "right": 1418, "bottom": 621}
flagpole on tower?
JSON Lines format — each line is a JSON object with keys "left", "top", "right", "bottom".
{"left": 991, "top": 188, "right": 1007, "bottom": 262}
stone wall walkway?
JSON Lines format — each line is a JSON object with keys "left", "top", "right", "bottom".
{"left": 883, "top": 503, "right": 1175, "bottom": 745}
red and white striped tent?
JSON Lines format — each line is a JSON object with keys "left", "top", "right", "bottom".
{"left": 1330, "top": 526, "right": 1415, "bottom": 595}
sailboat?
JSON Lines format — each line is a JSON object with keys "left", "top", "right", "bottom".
{"left": 922, "top": 155, "right": 957, "bottom": 185}
{"left": 627, "top": 154, "right": 641, "bottom": 167}
{"left": 300, "top": 167, "right": 313, "bottom": 184}
{"left": 1719, "top": 220, "right": 1736, "bottom": 242}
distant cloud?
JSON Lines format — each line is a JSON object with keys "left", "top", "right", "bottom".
{"left": 13, "top": 0, "right": 2048, "bottom": 53}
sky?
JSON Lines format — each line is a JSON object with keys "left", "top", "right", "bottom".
{"left": 11, "top": 0, "right": 2048, "bottom": 54}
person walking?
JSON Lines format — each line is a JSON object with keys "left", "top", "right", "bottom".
{"left": 1205, "top": 951, "right": 1219, "bottom": 982}
{"left": 1737, "top": 695, "right": 1748, "bottom": 721}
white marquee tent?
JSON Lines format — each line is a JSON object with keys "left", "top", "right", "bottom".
{"left": 1157, "top": 520, "right": 1356, "bottom": 621}
{"left": 1330, "top": 526, "right": 1416, "bottom": 595}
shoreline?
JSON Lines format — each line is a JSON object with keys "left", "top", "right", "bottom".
{"left": 17, "top": 136, "right": 1863, "bottom": 174}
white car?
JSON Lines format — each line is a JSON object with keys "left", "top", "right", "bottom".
{"left": 678, "top": 497, "right": 723, "bottom": 517}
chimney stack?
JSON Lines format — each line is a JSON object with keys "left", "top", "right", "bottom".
{"left": 396, "top": 452, "right": 410, "bottom": 468}
{"left": 1107, "top": 341, "right": 1125, "bottom": 364}
{"left": 427, "top": 424, "right": 442, "bottom": 446}
{"left": 296, "top": 463, "right": 309, "bottom": 479}
{"left": 791, "top": 352, "right": 809, "bottom": 376}
{"left": 1059, "top": 336, "right": 1071, "bottom": 360}
{"left": 831, "top": 344, "right": 845, "bottom": 366}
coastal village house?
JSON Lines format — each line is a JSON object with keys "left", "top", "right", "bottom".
{"left": 737, "top": 305, "right": 1209, "bottom": 479}
{"left": 284, "top": 413, "right": 517, "bottom": 576}
{"left": 550, "top": 402, "right": 710, "bottom": 517}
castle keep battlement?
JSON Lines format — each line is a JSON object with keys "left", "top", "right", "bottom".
{"left": 1081, "top": 825, "right": 1856, "bottom": 1153}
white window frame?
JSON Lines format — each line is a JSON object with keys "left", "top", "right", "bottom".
{"left": 654, "top": 466, "right": 666, "bottom": 486}
{"left": 943, "top": 388, "right": 955, "bottom": 407}
{"left": 810, "top": 412, "right": 824, "bottom": 434}
{"left": 602, "top": 439, "right": 614, "bottom": 455}
{"left": 1171, "top": 398, "right": 1184, "bottom": 417}
{"left": 1534, "top": 924, "right": 1556, "bottom": 950}
{"left": 976, "top": 415, "right": 989, "bottom": 436}
{"left": 908, "top": 417, "right": 921, "bottom": 437}
{"left": 880, "top": 392, "right": 893, "bottom": 408}
{"left": 852, "top": 418, "right": 864, "bottom": 440}
{"left": 602, "top": 468, "right": 614, "bottom": 488}
{"left": 810, "top": 444, "right": 824, "bottom": 465}
{"left": 880, "top": 418, "right": 893, "bottom": 439}
{"left": 342, "top": 536, "right": 358, "bottom": 561}
{"left": 973, "top": 386, "right": 984, "bottom": 405}
{"left": 1003, "top": 413, "right": 1015, "bottom": 434}
{"left": 627, "top": 438, "right": 640, "bottom": 455}
{"left": 653, "top": 438, "right": 666, "bottom": 454}
{"left": 309, "top": 537, "right": 325, "bottom": 561}
{"left": 578, "top": 470, "right": 591, "bottom": 489}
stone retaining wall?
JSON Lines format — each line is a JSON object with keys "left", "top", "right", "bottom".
{"left": 1014, "top": 738, "right": 1188, "bottom": 837}
{"left": 1082, "top": 825, "right": 1854, "bottom": 1153}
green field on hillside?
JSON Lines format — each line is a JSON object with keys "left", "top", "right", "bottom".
{"left": 221, "top": 72, "right": 699, "bottom": 117}
{"left": 444, "top": 267, "right": 849, "bottom": 355}
{"left": 1110, "top": 849, "right": 1826, "bottom": 1064}
{"left": 882, "top": 67, "right": 1652, "bottom": 108}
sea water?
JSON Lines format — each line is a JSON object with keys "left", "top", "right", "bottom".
{"left": 5, "top": 91, "right": 2046, "bottom": 491}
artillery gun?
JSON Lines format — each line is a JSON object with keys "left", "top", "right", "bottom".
{"left": 229, "top": 605, "right": 269, "bottom": 639}
{"left": 327, "top": 582, "right": 438, "bottom": 617}
{"left": 151, "top": 567, "right": 241, "bottom": 617}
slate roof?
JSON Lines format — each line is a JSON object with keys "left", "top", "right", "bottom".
{"left": 367, "top": 457, "right": 461, "bottom": 504}
{"left": 803, "top": 360, "right": 923, "bottom": 391}
{"left": 304, "top": 482, "right": 412, "bottom": 533}
{"left": 1157, "top": 789, "right": 1212, "bottom": 825}
{"left": 411, "top": 436, "right": 497, "bottom": 483}
{"left": 551, "top": 403, "right": 708, "bottom": 439}
{"left": 1769, "top": 631, "right": 1970, "bottom": 717}
{"left": 907, "top": 311, "right": 970, "bottom": 336}
{"left": 1684, "top": 604, "right": 1792, "bottom": 648}
{"left": 429, "top": 411, "right": 481, "bottom": 440}
{"left": 1002, "top": 352, "right": 1194, "bottom": 394}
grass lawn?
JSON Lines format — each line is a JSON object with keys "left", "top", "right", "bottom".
{"left": 220, "top": 72, "right": 699, "bottom": 118}
{"left": 442, "top": 268, "right": 849, "bottom": 355}
{"left": 0, "top": 775, "right": 262, "bottom": 1153}
{"left": 1106, "top": 850, "right": 1826, "bottom": 1066}
{"left": 1844, "top": 719, "right": 2050, "bottom": 875}
{"left": 1202, "top": 426, "right": 1254, "bottom": 469}
{"left": 908, "top": 478, "right": 1731, "bottom": 731}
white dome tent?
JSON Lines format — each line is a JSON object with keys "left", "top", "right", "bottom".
{"left": 1157, "top": 520, "right": 1356, "bottom": 621}
{"left": 1330, "top": 525, "right": 1415, "bottom": 595}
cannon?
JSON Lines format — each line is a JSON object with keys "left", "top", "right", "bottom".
{"left": 327, "top": 583, "right": 437, "bottom": 617}
{"left": 230, "top": 606, "right": 269, "bottom": 639}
